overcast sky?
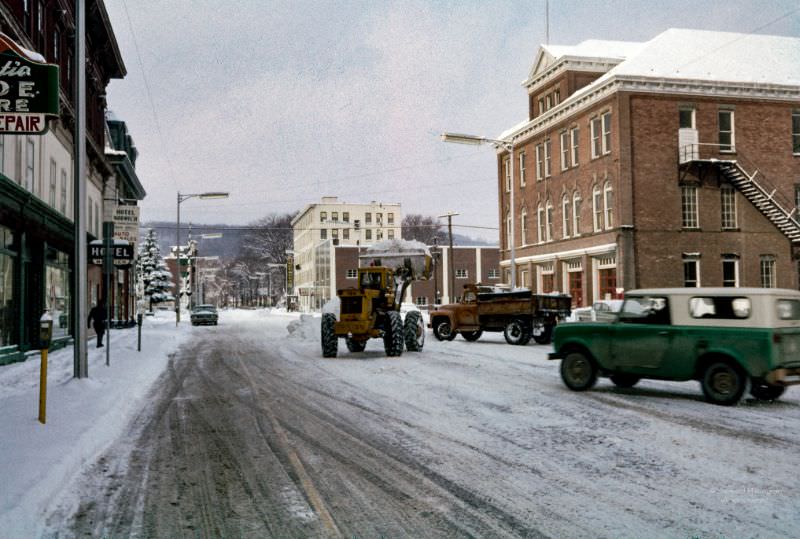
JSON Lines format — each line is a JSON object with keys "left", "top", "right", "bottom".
{"left": 104, "top": 0, "right": 799, "bottom": 242}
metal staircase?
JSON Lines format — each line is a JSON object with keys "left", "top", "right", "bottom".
{"left": 679, "top": 143, "right": 800, "bottom": 243}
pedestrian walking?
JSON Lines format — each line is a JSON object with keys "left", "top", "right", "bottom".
{"left": 88, "top": 300, "right": 107, "bottom": 348}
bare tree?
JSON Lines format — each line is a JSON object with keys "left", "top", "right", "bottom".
{"left": 241, "top": 213, "right": 295, "bottom": 265}
{"left": 401, "top": 214, "right": 447, "bottom": 245}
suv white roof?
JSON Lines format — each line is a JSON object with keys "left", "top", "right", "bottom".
{"left": 626, "top": 287, "right": 800, "bottom": 297}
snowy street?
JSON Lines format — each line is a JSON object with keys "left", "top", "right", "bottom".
{"left": 14, "top": 310, "right": 796, "bottom": 538}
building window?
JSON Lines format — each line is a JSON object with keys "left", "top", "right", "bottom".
{"left": 684, "top": 259, "right": 700, "bottom": 287}
{"left": 603, "top": 182, "right": 614, "bottom": 229}
{"left": 388, "top": 229, "right": 395, "bottom": 239}
{"left": 365, "top": 229, "right": 372, "bottom": 240}
{"left": 721, "top": 184, "right": 737, "bottom": 229}
{"left": 487, "top": 268, "right": 499, "bottom": 279}
{"left": 793, "top": 111, "right": 800, "bottom": 154}
{"left": 376, "top": 229, "right": 383, "bottom": 240}
{"left": 25, "top": 139, "right": 34, "bottom": 191}
{"left": 520, "top": 208, "right": 528, "bottom": 245}
{"left": 503, "top": 157, "right": 511, "bottom": 192}
{"left": 320, "top": 211, "right": 327, "bottom": 222}
{"left": 544, "top": 139, "right": 552, "bottom": 178}
{"left": 681, "top": 185, "right": 699, "bottom": 228}
{"left": 343, "top": 211, "right": 349, "bottom": 222}
{"left": 591, "top": 117, "right": 601, "bottom": 158}
{"left": 598, "top": 267, "right": 617, "bottom": 300}
{"left": 545, "top": 95, "right": 552, "bottom": 110}
{"left": 560, "top": 131, "right": 569, "bottom": 171}
{"left": 331, "top": 211, "right": 338, "bottom": 222}
{"left": 537, "top": 204, "right": 545, "bottom": 244}
{"left": 795, "top": 184, "right": 800, "bottom": 213}
{"left": 53, "top": 28, "right": 59, "bottom": 61}
{"left": 535, "top": 144, "right": 543, "bottom": 181}
{"left": 570, "top": 127, "right": 579, "bottom": 166}
{"left": 722, "top": 257, "right": 739, "bottom": 287}
{"left": 592, "top": 185, "right": 603, "bottom": 232}
{"left": 562, "top": 194, "right": 570, "bottom": 238}
{"left": 719, "top": 110, "right": 735, "bottom": 152}
{"left": 320, "top": 229, "right": 327, "bottom": 239}
{"left": 60, "top": 169, "right": 67, "bottom": 214}
{"left": 538, "top": 97, "right": 544, "bottom": 116}
{"left": 505, "top": 210, "right": 512, "bottom": 249}
{"left": 365, "top": 212, "right": 371, "bottom": 224}
{"left": 572, "top": 191, "right": 582, "bottom": 236}
{"left": 343, "top": 228, "right": 350, "bottom": 240}
{"left": 88, "top": 199, "right": 93, "bottom": 235}
{"left": 546, "top": 200, "right": 554, "bottom": 242}
{"left": 519, "top": 152, "right": 526, "bottom": 186}
{"left": 455, "top": 269, "right": 468, "bottom": 279}
{"left": 376, "top": 213, "right": 383, "bottom": 224}
{"left": 387, "top": 212, "right": 394, "bottom": 225}
{"left": 554, "top": 89, "right": 560, "bottom": 105}
{"left": 601, "top": 111, "right": 611, "bottom": 154}
{"left": 49, "top": 159, "right": 56, "bottom": 206}
{"left": 760, "top": 256, "right": 776, "bottom": 288}
{"left": 415, "top": 296, "right": 428, "bottom": 306}
{"left": 346, "top": 269, "right": 357, "bottom": 279}
{"left": 679, "top": 108, "right": 695, "bottom": 129}
{"left": 331, "top": 229, "right": 339, "bottom": 239}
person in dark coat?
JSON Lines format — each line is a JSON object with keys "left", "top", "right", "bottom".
{"left": 88, "top": 300, "right": 107, "bottom": 348}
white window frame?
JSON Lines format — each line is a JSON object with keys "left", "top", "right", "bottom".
{"left": 504, "top": 157, "right": 511, "bottom": 192}
{"left": 570, "top": 127, "right": 579, "bottom": 166}
{"left": 681, "top": 185, "right": 699, "bottom": 229}
{"left": 388, "top": 229, "right": 395, "bottom": 239}
{"left": 760, "top": 256, "right": 776, "bottom": 288}
{"left": 25, "top": 138, "right": 34, "bottom": 191}
{"left": 792, "top": 111, "right": 800, "bottom": 155}
{"left": 683, "top": 258, "right": 700, "bottom": 287}
{"left": 537, "top": 204, "right": 545, "bottom": 244}
{"left": 365, "top": 229, "right": 372, "bottom": 240}
{"left": 320, "top": 211, "right": 327, "bottom": 222}
{"left": 506, "top": 210, "right": 512, "bottom": 250}
{"left": 455, "top": 269, "right": 468, "bottom": 279}
{"left": 721, "top": 184, "right": 737, "bottom": 229}
{"left": 572, "top": 191, "right": 582, "bottom": 237}
{"left": 487, "top": 268, "right": 499, "bottom": 279}
{"left": 415, "top": 296, "right": 428, "bottom": 306}
{"left": 601, "top": 111, "right": 612, "bottom": 155}
{"left": 560, "top": 131, "right": 569, "bottom": 171}
{"left": 722, "top": 257, "right": 739, "bottom": 287}
{"left": 519, "top": 151, "right": 526, "bottom": 187}
{"left": 679, "top": 108, "right": 696, "bottom": 129}
{"left": 538, "top": 97, "right": 544, "bottom": 116}
{"left": 603, "top": 182, "right": 614, "bottom": 230}
{"left": 387, "top": 212, "right": 394, "bottom": 224}
{"left": 60, "top": 168, "right": 67, "bottom": 214}
{"left": 719, "top": 109, "right": 735, "bottom": 153}
{"left": 590, "top": 117, "right": 601, "bottom": 159}
{"left": 346, "top": 269, "right": 357, "bottom": 279}
{"left": 562, "top": 194, "right": 570, "bottom": 239}
{"left": 592, "top": 185, "right": 603, "bottom": 232}
{"left": 544, "top": 139, "right": 552, "bottom": 178}
{"left": 520, "top": 208, "right": 528, "bottom": 245}
{"left": 49, "top": 158, "right": 57, "bottom": 207}
{"left": 546, "top": 201, "right": 554, "bottom": 242}
{"left": 535, "top": 144, "right": 543, "bottom": 181}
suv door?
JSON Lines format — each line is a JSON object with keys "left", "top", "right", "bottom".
{"left": 611, "top": 295, "right": 674, "bottom": 370}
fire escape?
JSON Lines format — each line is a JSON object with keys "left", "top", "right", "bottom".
{"left": 678, "top": 132, "right": 800, "bottom": 244}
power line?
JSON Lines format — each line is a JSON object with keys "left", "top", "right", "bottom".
{"left": 143, "top": 223, "right": 499, "bottom": 232}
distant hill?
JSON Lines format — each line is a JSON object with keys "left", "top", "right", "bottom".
{"left": 140, "top": 222, "right": 497, "bottom": 259}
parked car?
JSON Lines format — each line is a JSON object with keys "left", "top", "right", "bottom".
{"left": 190, "top": 304, "right": 218, "bottom": 326}
{"left": 567, "top": 299, "right": 624, "bottom": 322}
{"left": 549, "top": 288, "right": 800, "bottom": 405}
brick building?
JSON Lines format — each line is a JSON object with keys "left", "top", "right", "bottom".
{"left": 496, "top": 29, "right": 800, "bottom": 307}
{"left": 333, "top": 244, "right": 500, "bottom": 307}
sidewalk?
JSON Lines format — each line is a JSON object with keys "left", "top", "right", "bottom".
{"left": 0, "top": 311, "right": 190, "bottom": 538}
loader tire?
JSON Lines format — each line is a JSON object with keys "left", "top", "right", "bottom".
{"left": 321, "top": 313, "right": 338, "bottom": 358}
{"left": 384, "top": 311, "right": 404, "bottom": 357}
{"left": 404, "top": 311, "right": 425, "bottom": 352}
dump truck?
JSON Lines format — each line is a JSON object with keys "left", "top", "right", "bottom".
{"left": 428, "top": 284, "right": 571, "bottom": 345}
{"left": 321, "top": 239, "right": 432, "bottom": 357}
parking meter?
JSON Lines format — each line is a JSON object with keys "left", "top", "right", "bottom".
{"left": 137, "top": 312, "right": 143, "bottom": 352}
{"left": 39, "top": 312, "right": 53, "bottom": 350}
{"left": 137, "top": 312, "right": 143, "bottom": 326}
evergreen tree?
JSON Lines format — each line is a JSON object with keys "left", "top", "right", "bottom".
{"left": 138, "top": 229, "right": 175, "bottom": 310}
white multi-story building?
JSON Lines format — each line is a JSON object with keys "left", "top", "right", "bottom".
{"left": 291, "top": 196, "right": 402, "bottom": 311}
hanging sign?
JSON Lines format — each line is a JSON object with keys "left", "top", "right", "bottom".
{"left": 88, "top": 241, "right": 134, "bottom": 268}
{"left": 112, "top": 205, "right": 140, "bottom": 248}
{"left": 0, "top": 33, "right": 59, "bottom": 134}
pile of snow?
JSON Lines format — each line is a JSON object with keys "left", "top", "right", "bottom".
{"left": 286, "top": 314, "right": 320, "bottom": 342}
{"left": 321, "top": 297, "right": 340, "bottom": 317}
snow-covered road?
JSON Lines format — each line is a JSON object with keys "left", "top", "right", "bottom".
{"left": 6, "top": 309, "right": 798, "bottom": 538}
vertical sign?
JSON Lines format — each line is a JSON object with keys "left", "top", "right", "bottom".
{"left": 286, "top": 254, "right": 295, "bottom": 293}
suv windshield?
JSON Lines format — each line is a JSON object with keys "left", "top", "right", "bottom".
{"left": 619, "top": 296, "right": 670, "bottom": 325}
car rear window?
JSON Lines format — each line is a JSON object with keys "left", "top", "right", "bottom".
{"left": 776, "top": 299, "right": 800, "bottom": 320}
{"left": 689, "top": 296, "right": 751, "bottom": 319}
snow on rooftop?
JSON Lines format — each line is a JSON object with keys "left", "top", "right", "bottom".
{"left": 542, "top": 39, "right": 643, "bottom": 61}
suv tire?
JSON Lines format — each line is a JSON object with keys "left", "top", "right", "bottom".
{"left": 749, "top": 380, "right": 785, "bottom": 401}
{"left": 560, "top": 350, "right": 598, "bottom": 391}
{"left": 701, "top": 360, "right": 747, "bottom": 405}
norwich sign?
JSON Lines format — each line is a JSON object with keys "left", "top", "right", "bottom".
{"left": 0, "top": 33, "right": 59, "bottom": 134}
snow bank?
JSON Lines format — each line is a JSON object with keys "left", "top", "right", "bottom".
{"left": 287, "top": 314, "right": 320, "bottom": 342}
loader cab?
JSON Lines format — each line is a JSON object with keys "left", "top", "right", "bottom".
{"left": 359, "top": 268, "right": 387, "bottom": 291}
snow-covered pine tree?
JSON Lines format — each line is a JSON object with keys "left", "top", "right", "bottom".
{"left": 138, "top": 229, "right": 175, "bottom": 311}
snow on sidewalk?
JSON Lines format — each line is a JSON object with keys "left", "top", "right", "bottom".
{"left": 0, "top": 311, "right": 190, "bottom": 538}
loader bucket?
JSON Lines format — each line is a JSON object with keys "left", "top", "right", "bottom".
{"left": 360, "top": 239, "right": 432, "bottom": 280}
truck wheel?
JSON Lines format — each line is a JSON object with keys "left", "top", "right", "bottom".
{"left": 610, "top": 373, "right": 640, "bottom": 388}
{"left": 504, "top": 319, "right": 530, "bottom": 345}
{"left": 433, "top": 319, "right": 456, "bottom": 341}
{"left": 346, "top": 336, "right": 366, "bottom": 353}
{"left": 749, "top": 380, "right": 785, "bottom": 401}
{"left": 701, "top": 360, "right": 746, "bottom": 405}
{"left": 560, "top": 351, "right": 598, "bottom": 391}
{"left": 532, "top": 323, "right": 553, "bottom": 345}
{"left": 384, "top": 311, "right": 404, "bottom": 357}
{"left": 321, "top": 313, "right": 338, "bottom": 358}
{"left": 404, "top": 311, "right": 425, "bottom": 352}
{"left": 461, "top": 330, "right": 483, "bottom": 342}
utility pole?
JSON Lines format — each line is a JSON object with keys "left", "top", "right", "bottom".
{"left": 438, "top": 212, "right": 459, "bottom": 303}
{"left": 73, "top": 0, "right": 88, "bottom": 378}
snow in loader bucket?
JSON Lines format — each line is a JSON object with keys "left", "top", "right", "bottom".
{"left": 360, "top": 239, "right": 432, "bottom": 280}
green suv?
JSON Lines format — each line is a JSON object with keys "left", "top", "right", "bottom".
{"left": 549, "top": 288, "right": 800, "bottom": 405}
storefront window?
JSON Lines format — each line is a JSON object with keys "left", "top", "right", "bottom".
{"left": 45, "top": 247, "right": 70, "bottom": 339}
{"left": 0, "top": 226, "right": 16, "bottom": 347}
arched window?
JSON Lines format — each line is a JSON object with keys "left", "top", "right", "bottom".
{"left": 573, "top": 190, "right": 582, "bottom": 236}
{"left": 562, "top": 194, "right": 570, "bottom": 238}
{"left": 521, "top": 208, "right": 528, "bottom": 245}
{"left": 545, "top": 200, "right": 554, "bottom": 242}
{"left": 537, "top": 203, "right": 545, "bottom": 244}
{"left": 505, "top": 210, "right": 512, "bottom": 249}
{"left": 604, "top": 181, "right": 614, "bottom": 229}
{"left": 592, "top": 184, "right": 603, "bottom": 232}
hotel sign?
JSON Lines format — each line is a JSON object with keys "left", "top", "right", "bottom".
{"left": 112, "top": 205, "right": 140, "bottom": 249}
{"left": 0, "top": 33, "right": 59, "bottom": 134}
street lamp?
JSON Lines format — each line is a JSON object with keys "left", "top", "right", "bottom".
{"left": 176, "top": 191, "right": 229, "bottom": 323}
{"left": 437, "top": 211, "right": 459, "bottom": 303}
{"left": 441, "top": 132, "right": 517, "bottom": 289}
